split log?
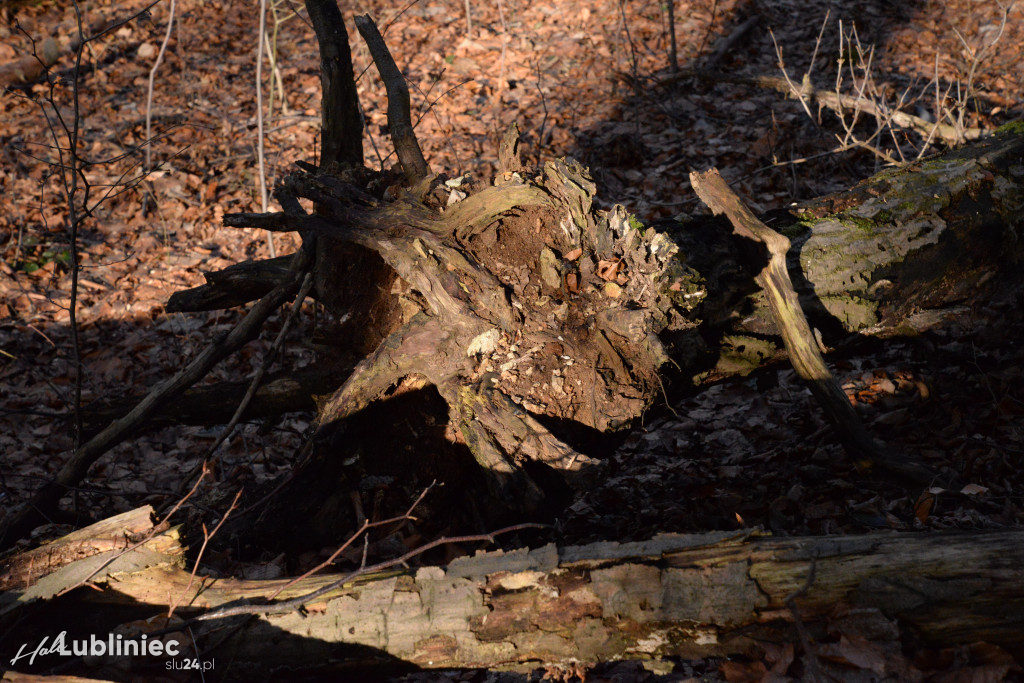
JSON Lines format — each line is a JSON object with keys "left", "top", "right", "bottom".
{"left": 3, "top": 506, "right": 1023, "bottom": 678}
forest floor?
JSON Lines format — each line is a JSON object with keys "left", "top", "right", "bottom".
{"left": 2, "top": 0, "right": 1024, "bottom": 680}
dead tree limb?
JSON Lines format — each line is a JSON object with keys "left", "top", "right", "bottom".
{"left": 80, "top": 364, "right": 351, "bottom": 437}
{"left": 658, "top": 69, "right": 985, "bottom": 145}
{"left": 691, "top": 169, "right": 935, "bottom": 484}
{"left": 165, "top": 255, "right": 298, "bottom": 312}
{"left": 354, "top": 14, "right": 429, "bottom": 184}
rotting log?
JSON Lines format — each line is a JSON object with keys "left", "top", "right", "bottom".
{"left": 669, "top": 126, "right": 1024, "bottom": 375}
{"left": 3, "top": 506, "right": 1024, "bottom": 678}
{"left": 781, "top": 127, "right": 1024, "bottom": 334}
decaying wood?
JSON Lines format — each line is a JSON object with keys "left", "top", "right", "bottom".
{"left": 0, "top": 507, "right": 170, "bottom": 599}
{"left": 4, "top": 0, "right": 1023, "bottom": 551}
{"left": 4, "top": 506, "right": 1024, "bottom": 677}
{"left": 658, "top": 69, "right": 986, "bottom": 145}
{"left": 672, "top": 127, "right": 1024, "bottom": 378}
{"left": 213, "top": 7, "right": 708, "bottom": 512}
{"left": 224, "top": 152, "right": 697, "bottom": 510}
{"left": 691, "top": 169, "right": 935, "bottom": 484}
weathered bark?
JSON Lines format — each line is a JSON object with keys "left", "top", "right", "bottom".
{"left": 224, "top": 127, "right": 1024, "bottom": 527}
{"left": 787, "top": 129, "right": 1024, "bottom": 332}
{"left": 674, "top": 127, "right": 1024, "bottom": 375}
{"left": 4, "top": 507, "right": 1024, "bottom": 678}
{"left": 305, "top": 0, "right": 362, "bottom": 169}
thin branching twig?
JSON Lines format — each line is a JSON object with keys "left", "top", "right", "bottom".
{"left": 256, "top": 0, "right": 276, "bottom": 257}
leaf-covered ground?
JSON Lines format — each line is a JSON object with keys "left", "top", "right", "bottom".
{"left": 2, "top": 0, "right": 1023, "bottom": 680}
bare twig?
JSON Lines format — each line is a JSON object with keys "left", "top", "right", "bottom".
{"left": 776, "top": 12, "right": 1002, "bottom": 161}
{"left": 948, "top": 1, "right": 1013, "bottom": 143}
{"left": 256, "top": 0, "right": 277, "bottom": 257}
{"left": 144, "top": 0, "right": 176, "bottom": 173}
{"left": 168, "top": 488, "right": 242, "bottom": 619}
{"left": 266, "top": 482, "right": 437, "bottom": 600}
{"left": 666, "top": 0, "right": 678, "bottom": 73}
{"left": 264, "top": 0, "right": 297, "bottom": 117}
{"left": 694, "top": 0, "right": 719, "bottom": 68}
{"left": 617, "top": 0, "right": 641, "bottom": 95}
{"left": 193, "top": 521, "right": 546, "bottom": 621}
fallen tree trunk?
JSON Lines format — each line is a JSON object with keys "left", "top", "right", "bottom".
{"left": 3, "top": 506, "right": 1023, "bottom": 678}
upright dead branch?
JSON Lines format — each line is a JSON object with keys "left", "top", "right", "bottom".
{"left": 354, "top": 14, "right": 430, "bottom": 184}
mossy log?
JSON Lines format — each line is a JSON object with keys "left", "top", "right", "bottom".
{"left": 728, "top": 128, "right": 1024, "bottom": 339}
